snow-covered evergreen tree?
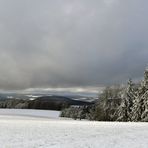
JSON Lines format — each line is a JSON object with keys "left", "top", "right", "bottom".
{"left": 126, "top": 79, "right": 136, "bottom": 121}
{"left": 141, "top": 68, "right": 148, "bottom": 121}
{"left": 131, "top": 92, "right": 142, "bottom": 121}
{"left": 130, "top": 67, "right": 148, "bottom": 121}
{"left": 116, "top": 79, "right": 136, "bottom": 121}
{"left": 116, "top": 92, "right": 128, "bottom": 121}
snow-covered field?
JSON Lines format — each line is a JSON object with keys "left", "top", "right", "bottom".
{"left": 0, "top": 109, "right": 148, "bottom": 148}
{"left": 0, "top": 109, "right": 60, "bottom": 119}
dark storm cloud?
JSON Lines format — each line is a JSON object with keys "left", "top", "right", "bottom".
{"left": 0, "top": 0, "right": 148, "bottom": 90}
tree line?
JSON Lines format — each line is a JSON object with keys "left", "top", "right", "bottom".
{"left": 61, "top": 68, "right": 148, "bottom": 122}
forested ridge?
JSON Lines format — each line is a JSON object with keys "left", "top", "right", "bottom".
{"left": 0, "top": 96, "right": 92, "bottom": 111}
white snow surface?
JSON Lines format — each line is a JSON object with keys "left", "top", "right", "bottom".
{"left": 0, "top": 109, "right": 148, "bottom": 148}
{"left": 0, "top": 109, "right": 60, "bottom": 119}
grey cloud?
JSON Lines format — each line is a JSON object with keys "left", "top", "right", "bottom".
{"left": 0, "top": 0, "right": 147, "bottom": 90}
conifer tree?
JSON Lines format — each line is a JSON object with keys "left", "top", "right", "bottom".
{"left": 131, "top": 67, "right": 148, "bottom": 121}
{"left": 141, "top": 68, "right": 148, "bottom": 121}
{"left": 116, "top": 79, "right": 135, "bottom": 121}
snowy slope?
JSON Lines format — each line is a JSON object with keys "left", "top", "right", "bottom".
{"left": 0, "top": 109, "right": 148, "bottom": 148}
{"left": 0, "top": 109, "right": 60, "bottom": 119}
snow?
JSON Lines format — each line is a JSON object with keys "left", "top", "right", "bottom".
{"left": 0, "top": 109, "right": 148, "bottom": 148}
{"left": 0, "top": 109, "right": 60, "bottom": 119}
{"left": 26, "top": 95, "right": 41, "bottom": 98}
{"left": 7, "top": 96, "right": 14, "bottom": 99}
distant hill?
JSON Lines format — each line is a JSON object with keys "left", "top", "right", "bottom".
{"left": 0, "top": 95, "right": 94, "bottom": 111}
{"left": 36, "top": 95, "right": 93, "bottom": 105}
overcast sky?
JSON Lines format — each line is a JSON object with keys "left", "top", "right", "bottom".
{"left": 0, "top": 0, "right": 147, "bottom": 91}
